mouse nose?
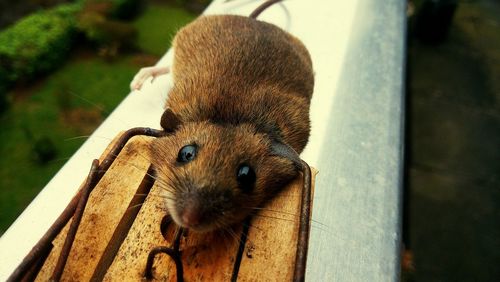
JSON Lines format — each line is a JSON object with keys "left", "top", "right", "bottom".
{"left": 181, "top": 201, "right": 202, "bottom": 227}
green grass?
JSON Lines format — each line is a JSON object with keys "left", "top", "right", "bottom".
{"left": 0, "top": 55, "right": 137, "bottom": 233}
{"left": 0, "top": 2, "right": 196, "bottom": 233}
{"left": 132, "top": 3, "right": 196, "bottom": 56}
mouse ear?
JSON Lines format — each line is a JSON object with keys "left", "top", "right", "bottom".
{"left": 160, "top": 108, "right": 182, "bottom": 133}
{"left": 269, "top": 141, "right": 304, "bottom": 170}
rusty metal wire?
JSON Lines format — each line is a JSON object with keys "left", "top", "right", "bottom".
{"left": 293, "top": 161, "right": 312, "bottom": 282}
{"left": 144, "top": 228, "right": 184, "bottom": 282}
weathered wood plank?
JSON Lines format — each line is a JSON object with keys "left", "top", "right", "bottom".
{"left": 103, "top": 180, "right": 171, "bottom": 280}
{"left": 238, "top": 177, "right": 302, "bottom": 281}
{"left": 35, "top": 136, "right": 152, "bottom": 281}
{"left": 238, "top": 169, "right": 317, "bottom": 282}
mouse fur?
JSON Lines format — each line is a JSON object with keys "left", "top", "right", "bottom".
{"left": 150, "top": 15, "right": 314, "bottom": 233}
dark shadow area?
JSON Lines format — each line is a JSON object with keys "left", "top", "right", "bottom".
{"left": 406, "top": 0, "right": 500, "bottom": 281}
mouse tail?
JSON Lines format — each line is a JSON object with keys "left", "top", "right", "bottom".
{"left": 249, "top": 0, "right": 283, "bottom": 19}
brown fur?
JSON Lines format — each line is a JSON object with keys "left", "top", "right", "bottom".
{"left": 150, "top": 15, "right": 314, "bottom": 232}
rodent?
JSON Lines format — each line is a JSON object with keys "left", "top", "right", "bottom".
{"left": 132, "top": 0, "right": 314, "bottom": 233}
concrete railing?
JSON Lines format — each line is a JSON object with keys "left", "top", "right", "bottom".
{"left": 0, "top": 0, "right": 406, "bottom": 280}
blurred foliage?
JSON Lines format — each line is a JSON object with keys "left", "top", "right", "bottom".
{"left": 175, "top": 0, "right": 211, "bottom": 13}
{"left": 31, "top": 0, "right": 69, "bottom": 8}
{"left": 0, "top": 3, "right": 80, "bottom": 91}
{"left": 76, "top": 0, "right": 143, "bottom": 20}
{"left": 0, "top": 0, "right": 144, "bottom": 96}
{"left": 0, "top": 89, "right": 8, "bottom": 113}
{"left": 77, "top": 0, "right": 138, "bottom": 60}
{"left": 132, "top": 3, "right": 194, "bottom": 56}
{"left": 0, "top": 55, "right": 138, "bottom": 233}
{"left": 33, "top": 136, "right": 58, "bottom": 164}
{"left": 111, "top": 0, "right": 144, "bottom": 19}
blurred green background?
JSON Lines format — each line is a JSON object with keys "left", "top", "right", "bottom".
{"left": 0, "top": 0, "right": 206, "bottom": 234}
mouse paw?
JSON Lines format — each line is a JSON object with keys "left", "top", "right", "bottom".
{"left": 130, "top": 66, "right": 170, "bottom": 91}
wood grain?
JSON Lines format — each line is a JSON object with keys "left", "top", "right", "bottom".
{"left": 35, "top": 136, "right": 152, "bottom": 281}
{"left": 238, "top": 169, "right": 317, "bottom": 282}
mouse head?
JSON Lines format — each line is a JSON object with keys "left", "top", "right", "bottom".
{"left": 150, "top": 109, "right": 302, "bottom": 233}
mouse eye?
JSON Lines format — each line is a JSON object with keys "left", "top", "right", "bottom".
{"left": 237, "top": 164, "right": 256, "bottom": 192}
{"left": 177, "top": 145, "right": 197, "bottom": 163}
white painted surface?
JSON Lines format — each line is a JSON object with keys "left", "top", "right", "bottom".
{"left": 0, "top": 0, "right": 405, "bottom": 280}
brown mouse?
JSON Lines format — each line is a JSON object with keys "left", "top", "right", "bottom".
{"left": 135, "top": 0, "right": 314, "bottom": 233}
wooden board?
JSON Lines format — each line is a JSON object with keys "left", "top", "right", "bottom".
{"left": 238, "top": 174, "right": 306, "bottom": 282}
{"left": 35, "top": 135, "right": 152, "bottom": 281}
{"left": 33, "top": 133, "right": 316, "bottom": 281}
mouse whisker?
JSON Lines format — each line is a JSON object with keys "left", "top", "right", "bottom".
{"left": 126, "top": 202, "right": 145, "bottom": 211}
{"left": 170, "top": 167, "right": 190, "bottom": 194}
{"left": 47, "top": 156, "right": 73, "bottom": 165}
{"left": 154, "top": 177, "right": 177, "bottom": 194}
{"left": 310, "top": 225, "right": 334, "bottom": 234}
{"left": 126, "top": 147, "right": 152, "bottom": 164}
{"left": 64, "top": 134, "right": 114, "bottom": 143}
{"left": 271, "top": 194, "right": 301, "bottom": 198}
{"left": 164, "top": 172, "right": 181, "bottom": 190}
{"left": 244, "top": 206, "right": 329, "bottom": 228}
{"left": 131, "top": 135, "right": 157, "bottom": 162}
{"left": 134, "top": 193, "right": 176, "bottom": 202}
{"left": 71, "top": 135, "right": 151, "bottom": 166}
{"left": 141, "top": 169, "right": 159, "bottom": 181}
{"left": 88, "top": 155, "right": 150, "bottom": 178}
{"left": 159, "top": 165, "right": 184, "bottom": 192}
{"left": 156, "top": 184, "right": 175, "bottom": 194}
{"left": 155, "top": 187, "right": 175, "bottom": 196}
{"left": 242, "top": 221, "right": 263, "bottom": 232}
{"left": 67, "top": 90, "right": 144, "bottom": 129}
{"left": 251, "top": 213, "right": 332, "bottom": 234}
{"left": 152, "top": 170, "right": 172, "bottom": 184}
{"left": 250, "top": 213, "right": 297, "bottom": 224}
{"left": 153, "top": 204, "right": 169, "bottom": 213}
{"left": 64, "top": 135, "right": 93, "bottom": 141}
{"left": 125, "top": 163, "right": 157, "bottom": 180}
{"left": 308, "top": 219, "right": 330, "bottom": 228}
{"left": 221, "top": 225, "right": 244, "bottom": 246}
{"left": 269, "top": 194, "right": 323, "bottom": 200}
{"left": 68, "top": 90, "right": 108, "bottom": 114}
{"left": 150, "top": 189, "right": 176, "bottom": 201}
{"left": 218, "top": 228, "right": 233, "bottom": 244}
{"left": 222, "top": 220, "right": 257, "bottom": 247}
{"left": 243, "top": 207, "right": 296, "bottom": 221}
{"left": 244, "top": 206, "right": 297, "bottom": 216}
